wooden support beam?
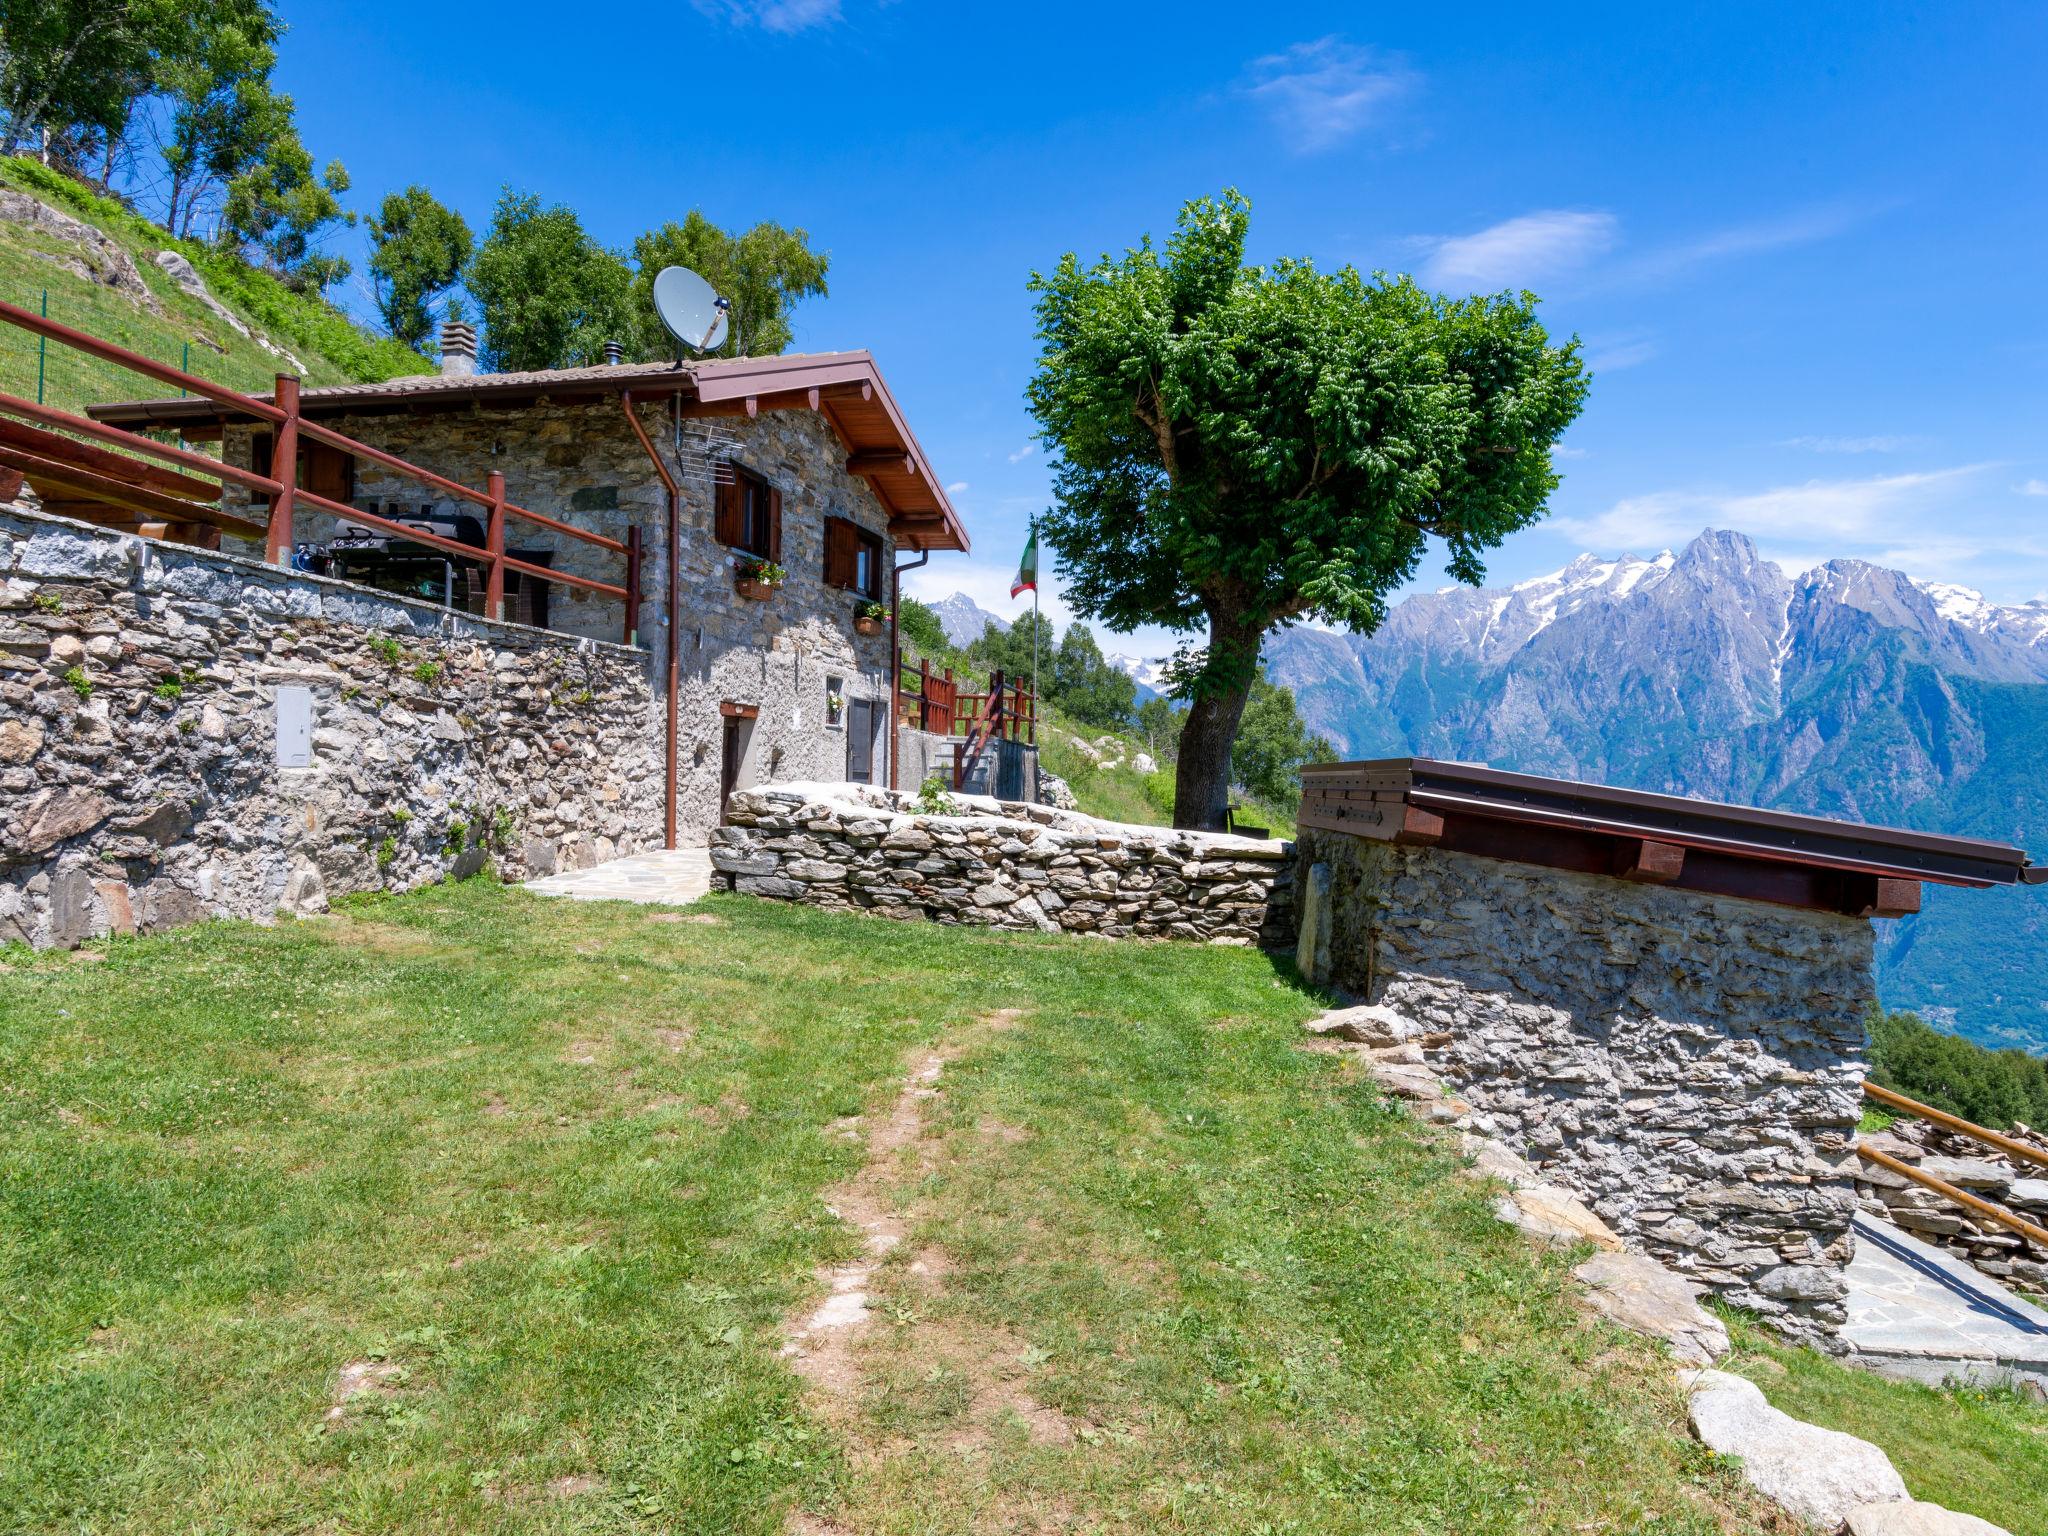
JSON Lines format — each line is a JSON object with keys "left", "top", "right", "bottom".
{"left": 1873, "top": 877, "right": 1921, "bottom": 918}
{"left": 0, "top": 445, "right": 265, "bottom": 538}
{"left": 847, "top": 450, "right": 914, "bottom": 477}
{"left": 1614, "top": 837, "right": 1686, "bottom": 883}
{"left": 0, "top": 417, "right": 222, "bottom": 500}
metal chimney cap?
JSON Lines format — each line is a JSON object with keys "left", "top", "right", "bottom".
{"left": 603, "top": 339, "right": 624, "bottom": 366}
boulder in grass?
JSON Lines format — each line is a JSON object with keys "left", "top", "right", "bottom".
{"left": 1843, "top": 1499, "right": 2014, "bottom": 1536}
{"left": 1686, "top": 1369, "right": 1908, "bottom": 1530}
{"left": 1572, "top": 1251, "right": 1729, "bottom": 1366}
{"left": 1495, "top": 1185, "right": 1625, "bottom": 1252}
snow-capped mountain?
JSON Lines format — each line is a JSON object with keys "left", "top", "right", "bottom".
{"left": 925, "top": 592, "right": 1009, "bottom": 648}
{"left": 1263, "top": 528, "right": 2048, "bottom": 1053}
{"left": 1106, "top": 652, "right": 1168, "bottom": 702}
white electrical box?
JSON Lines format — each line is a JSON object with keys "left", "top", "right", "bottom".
{"left": 276, "top": 685, "right": 313, "bottom": 769}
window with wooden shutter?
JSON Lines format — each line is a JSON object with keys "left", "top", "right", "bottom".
{"left": 716, "top": 470, "right": 778, "bottom": 559}
{"left": 249, "top": 432, "right": 353, "bottom": 506}
{"left": 824, "top": 515, "right": 855, "bottom": 589}
{"left": 714, "top": 473, "right": 744, "bottom": 547}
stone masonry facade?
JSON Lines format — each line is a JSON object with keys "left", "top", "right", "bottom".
{"left": 216, "top": 399, "right": 902, "bottom": 840}
{"left": 712, "top": 781, "right": 1294, "bottom": 944}
{"left": 1, "top": 505, "right": 661, "bottom": 946}
{"left": 1296, "top": 829, "right": 1871, "bottom": 1346}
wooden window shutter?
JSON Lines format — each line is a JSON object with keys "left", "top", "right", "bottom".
{"left": 824, "top": 515, "right": 854, "bottom": 588}
{"left": 715, "top": 474, "right": 743, "bottom": 546}
{"left": 766, "top": 484, "right": 783, "bottom": 562}
{"left": 304, "top": 440, "right": 352, "bottom": 501}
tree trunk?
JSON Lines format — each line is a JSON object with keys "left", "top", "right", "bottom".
{"left": 1171, "top": 608, "right": 1262, "bottom": 832}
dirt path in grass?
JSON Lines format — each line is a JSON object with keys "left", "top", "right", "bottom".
{"left": 780, "top": 1009, "right": 1078, "bottom": 1522}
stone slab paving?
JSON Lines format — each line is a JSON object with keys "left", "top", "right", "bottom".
{"left": 1843, "top": 1211, "right": 2048, "bottom": 1394}
{"left": 523, "top": 848, "right": 713, "bottom": 907}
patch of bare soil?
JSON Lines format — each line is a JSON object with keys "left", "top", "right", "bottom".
{"left": 650, "top": 911, "right": 723, "bottom": 925}
{"left": 782, "top": 1008, "right": 1087, "bottom": 1512}
{"left": 323, "top": 1358, "right": 404, "bottom": 1427}
{"left": 655, "top": 1026, "right": 694, "bottom": 1052}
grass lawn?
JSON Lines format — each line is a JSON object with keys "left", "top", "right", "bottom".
{"left": 1718, "top": 1312, "right": 2047, "bottom": 1535}
{"left": 3, "top": 882, "right": 1807, "bottom": 1533}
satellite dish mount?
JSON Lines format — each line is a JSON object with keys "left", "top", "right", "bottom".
{"left": 651, "top": 265, "right": 732, "bottom": 367}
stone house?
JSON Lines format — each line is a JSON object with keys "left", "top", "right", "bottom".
{"left": 91, "top": 331, "right": 970, "bottom": 847}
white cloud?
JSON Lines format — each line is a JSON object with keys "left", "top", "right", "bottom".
{"left": 695, "top": 0, "right": 839, "bottom": 31}
{"left": 945, "top": 480, "right": 968, "bottom": 495}
{"left": 1781, "top": 434, "right": 1926, "bottom": 454}
{"left": 1554, "top": 465, "right": 1991, "bottom": 551}
{"left": 1550, "top": 444, "right": 1588, "bottom": 460}
{"left": 1623, "top": 204, "right": 1863, "bottom": 284}
{"left": 1243, "top": 37, "right": 1415, "bottom": 154}
{"left": 1583, "top": 331, "right": 1657, "bottom": 373}
{"left": 1418, "top": 210, "right": 1618, "bottom": 289}
{"left": 1006, "top": 442, "right": 1037, "bottom": 463}
{"left": 2019, "top": 479, "right": 2048, "bottom": 497}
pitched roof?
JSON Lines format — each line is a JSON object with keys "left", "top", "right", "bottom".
{"left": 87, "top": 350, "right": 967, "bottom": 551}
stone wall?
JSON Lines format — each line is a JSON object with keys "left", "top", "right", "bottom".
{"left": 1855, "top": 1116, "right": 2048, "bottom": 1299}
{"left": 0, "top": 506, "right": 661, "bottom": 946}
{"left": 1296, "top": 829, "right": 1871, "bottom": 1345}
{"left": 712, "top": 782, "right": 1294, "bottom": 943}
{"left": 219, "top": 398, "right": 904, "bottom": 839}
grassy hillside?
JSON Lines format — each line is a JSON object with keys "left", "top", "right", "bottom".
{"left": 0, "top": 157, "right": 426, "bottom": 412}
{"left": 0, "top": 882, "right": 1772, "bottom": 1534}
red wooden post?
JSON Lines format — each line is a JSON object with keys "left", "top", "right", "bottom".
{"left": 484, "top": 469, "right": 506, "bottom": 621}
{"left": 265, "top": 374, "right": 300, "bottom": 565}
{"left": 623, "top": 524, "right": 642, "bottom": 645}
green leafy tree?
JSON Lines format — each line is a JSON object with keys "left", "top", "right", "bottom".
{"left": 220, "top": 109, "right": 353, "bottom": 292}
{"left": 897, "top": 596, "right": 951, "bottom": 660}
{"left": 0, "top": 0, "right": 154, "bottom": 163}
{"left": 467, "top": 190, "right": 634, "bottom": 371}
{"left": 1025, "top": 189, "right": 1588, "bottom": 829}
{"left": 1051, "top": 623, "right": 1137, "bottom": 730}
{"left": 158, "top": 1, "right": 281, "bottom": 236}
{"left": 368, "top": 185, "right": 473, "bottom": 350}
{"left": 964, "top": 613, "right": 1054, "bottom": 687}
{"left": 1868, "top": 1008, "right": 2048, "bottom": 1130}
{"left": 1136, "top": 695, "right": 1184, "bottom": 763}
{"left": 1230, "top": 671, "right": 1335, "bottom": 811}
{"left": 629, "top": 210, "right": 828, "bottom": 358}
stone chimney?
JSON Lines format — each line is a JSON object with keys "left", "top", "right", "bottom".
{"left": 439, "top": 319, "right": 478, "bottom": 378}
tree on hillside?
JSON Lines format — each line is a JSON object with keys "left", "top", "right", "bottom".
{"left": 368, "top": 185, "right": 473, "bottom": 350}
{"left": 629, "top": 211, "right": 827, "bottom": 358}
{"left": 1868, "top": 1008, "right": 2048, "bottom": 1130}
{"left": 964, "top": 613, "right": 1054, "bottom": 685}
{"left": 0, "top": 0, "right": 153, "bottom": 164}
{"left": 158, "top": 0, "right": 282, "bottom": 235}
{"left": 221, "top": 112, "right": 352, "bottom": 292}
{"left": 1136, "top": 695, "right": 1184, "bottom": 763}
{"left": 1025, "top": 189, "right": 1588, "bottom": 829}
{"left": 1231, "top": 671, "right": 1334, "bottom": 811}
{"left": 467, "top": 190, "right": 635, "bottom": 371}
{"left": 896, "top": 596, "right": 950, "bottom": 660}
{"left": 1051, "top": 623, "right": 1137, "bottom": 730}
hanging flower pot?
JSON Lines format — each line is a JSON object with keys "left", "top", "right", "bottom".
{"left": 853, "top": 600, "right": 886, "bottom": 637}
{"left": 734, "top": 558, "right": 785, "bottom": 601}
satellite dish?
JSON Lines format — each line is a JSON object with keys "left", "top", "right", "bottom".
{"left": 652, "top": 265, "right": 731, "bottom": 357}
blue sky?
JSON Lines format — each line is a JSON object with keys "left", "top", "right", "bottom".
{"left": 278, "top": 0, "right": 2048, "bottom": 656}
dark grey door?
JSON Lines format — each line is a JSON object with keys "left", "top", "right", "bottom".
{"left": 846, "top": 698, "right": 878, "bottom": 784}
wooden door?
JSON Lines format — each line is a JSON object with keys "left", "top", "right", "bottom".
{"left": 846, "top": 699, "right": 877, "bottom": 784}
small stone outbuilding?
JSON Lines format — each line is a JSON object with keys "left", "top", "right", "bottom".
{"left": 1293, "top": 757, "right": 2042, "bottom": 1345}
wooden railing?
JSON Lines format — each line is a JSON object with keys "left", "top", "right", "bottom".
{"left": 0, "top": 298, "right": 640, "bottom": 644}
{"left": 899, "top": 655, "right": 960, "bottom": 735}
{"left": 1859, "top": 1081, "right": 2048, "bottom": 1249}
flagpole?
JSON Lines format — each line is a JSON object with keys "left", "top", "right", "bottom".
{"left": 1030, "top": 517, "right": 1040, "bottom": 722}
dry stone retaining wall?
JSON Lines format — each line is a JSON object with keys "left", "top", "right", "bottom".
{"left": 712, "top": 782, "right": 1293, "bottom": 943}
{"left": 1296, "top": 828, "right": 1872, "bottom": 1346}
{"left": 1, "top": 506, "right": 661, "bottom": 947}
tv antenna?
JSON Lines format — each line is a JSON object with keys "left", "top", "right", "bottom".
{"left": 651, "top": 265, "right": 731, "bottom": 364}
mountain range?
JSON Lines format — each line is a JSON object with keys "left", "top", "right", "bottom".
{"left": 926, "top": 592, "right": 1165, "bottom": 701}
{"left": 1263, "top": 529, "right": 2048, "bottom": 1053}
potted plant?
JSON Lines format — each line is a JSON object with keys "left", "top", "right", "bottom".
{"left": 734, "top": 557, "right": 785, "bottom": 601}
{"left": 853, "top": 599, "right": 887, "bottom": 636}
{"left": 826, "top": 691, "right": 846, "bottom": 724}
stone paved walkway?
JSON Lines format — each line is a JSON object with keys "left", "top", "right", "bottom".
{"left": 522, "top": 848, "right": 714, "bottom": 907}
{"left": 1843, "top": 1211, "right": 2048, "bottom": 1395}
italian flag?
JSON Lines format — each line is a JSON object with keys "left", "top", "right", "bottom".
{"left": 1011, "top": 526, "right": 1038, "bottom": 599}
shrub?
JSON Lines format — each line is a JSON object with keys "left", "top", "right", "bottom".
{"left": 1868, "top": 1007, "right": 2048, "bottom": 1130}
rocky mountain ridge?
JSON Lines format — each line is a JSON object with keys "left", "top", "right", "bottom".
{"left": 1265, "top": 529, "right": 2048, "bottom": 1053}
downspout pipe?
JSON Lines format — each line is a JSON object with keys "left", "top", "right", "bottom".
{"left": 619, "top": 390, "right": 682, "bottom": 849}
{"left": 889, "top": 545, "right": 930, "bottom": 792}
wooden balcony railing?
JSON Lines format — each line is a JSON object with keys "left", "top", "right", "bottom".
{"left": 0, "top": 298, "right": 640, "bottom": 644}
